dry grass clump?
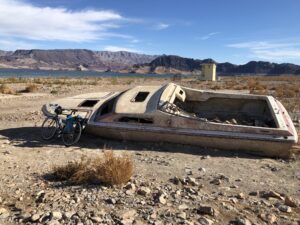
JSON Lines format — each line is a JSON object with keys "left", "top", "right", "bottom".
{"left": 259, "top": 75, "right": 300, "bottom": 82}
{"left": 50, "top": 89, "right": 58, "bottom": 94}
{"left": 223, "top": 79, "right": 239, "bottom": 89}
{"left": 211, "top": 85, "right": 221, "bottom": 90}
{"left": 171, "top": 74, "right": 182, "bottom": 82}
{"left": 24, "top": 84, "right": 38, "bottom": 93}
{"left": 109, "top": 77, "right": 118, "bottom": 85}
{"left": 0, "top": 84, "right": 15, "bottom": 94}
{"left": 247, "top": 79, "right": 267, "bottom": 91}
{"left": 52, "top": 151, "right": 134, "bottom": 186}
{"left": 274, "top": 85, "right": 297, "bottom": 98}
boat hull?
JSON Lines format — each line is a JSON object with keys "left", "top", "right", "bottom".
{"left": 86, "top": 124, "right": 294, "bottom": 158}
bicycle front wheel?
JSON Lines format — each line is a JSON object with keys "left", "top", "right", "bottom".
{"left": 62, "top": 121, "right": 82, "bottom": 146}
{"left": 41, "top": 117, "right": 58, "bottom": 140}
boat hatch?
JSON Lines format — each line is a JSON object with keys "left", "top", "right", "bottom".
{"left": 79, "top": 100, "right": 99, "bottom": 107}
{"left": 131, "top": 92, "right": 150, "bottom": 102}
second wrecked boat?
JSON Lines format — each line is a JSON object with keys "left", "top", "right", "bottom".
{"left": 43, "top": 83, "right": 298, "bottom": 158}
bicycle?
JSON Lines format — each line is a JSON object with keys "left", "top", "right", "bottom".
{"left": 41, "top": 106, "right": 87, "bottom": 146}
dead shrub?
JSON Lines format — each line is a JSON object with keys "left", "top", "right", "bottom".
{"left": 290, "top": 84, "right": 300, "bottom": 95}
{"left": 274, "top": 85, "right": 297, "bottom": 98}
{"left": 233, "top": 85, "right": 247, "bottom": 90}
{"left": 23, "top": 84, "right": 38, "bottom": 93}
{"left": 52, "top": 151, "right": 134, "bottom": 186}
{"left": 0, "top": 84, "right": 15, "bottom": 94}
{"left": 284, "top": 89, "right": 297, "bottom": 98}
{"left": 247, "top": 79, "right": 267, "bottom": 92}
{"left": 254, "top": 83, "right": 267, "bottom": 90}
{"left": 247, "top": 78, "right": 257, "bottom": 90}
{"left": 172, "top": 74, "right": 182, "bottom": 82}
{"left": 250, "top": 89, "right": 268, "bottom": 95}
{"left": 50, "top": 89, "right": 58, "bottom": 94}
{"left": 110, "top": 77, "right": 118, "bottom": 85}
{"left": 211, "top": 85, "right": 221, "bottom": 90}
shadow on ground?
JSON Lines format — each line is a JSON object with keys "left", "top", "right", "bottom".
{"left": 0, "top": 126, "right": 262, "bottom": 159}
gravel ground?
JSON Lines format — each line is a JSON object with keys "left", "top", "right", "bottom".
{"left": 0, "top": 80, "right": 299, "bottom": 225}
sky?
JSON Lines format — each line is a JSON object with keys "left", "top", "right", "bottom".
{"left": 0, "top": 0, "right": 300, "bottom": 64}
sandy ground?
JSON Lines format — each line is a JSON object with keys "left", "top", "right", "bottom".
{"left": 0, "top": 79, "right": 299, "bottom": 225}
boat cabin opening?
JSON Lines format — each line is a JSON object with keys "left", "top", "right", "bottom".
{"left": 79, "top": 100, "right": 99, "bottom": 107}
{"left": 131, "top": 92, "right": 150, "bottom": 102}
{"left": 159, "top": 84, "right": 277, "bottom": 128}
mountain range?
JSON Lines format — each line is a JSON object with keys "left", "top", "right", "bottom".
{"left": 0, "top": 49, "right": 300, "bottom": 75}
{"left": 130, "top": 55, "right": 300, "bottom": 75}
{"left": 0, "top": 49, "right": 156, "bottom": 71}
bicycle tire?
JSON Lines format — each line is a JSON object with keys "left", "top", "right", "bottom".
{"left": 41, "top": 117, "right": 58, "bottom": 140}
{"left": 62, "top": 121, "right": 82, "bottom": 146}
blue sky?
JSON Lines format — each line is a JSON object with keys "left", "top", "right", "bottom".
{"left": 0, "top": 0, "right": 300, "bottom": 64}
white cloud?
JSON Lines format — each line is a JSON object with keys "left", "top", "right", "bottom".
{"left": 200, "top": 32, "right": 220, "bottom": 40}
{"left": 0, "top": 0, "right": 125, "bottom": 42}
{"left": 227, "top": 40, "right": 300, "bottom": 62}
{"left": 227, "top": 41, "right": 300, "bottom": 50}
{"left": 0, "top": 39, "right": 36, "bottom": 50}
{"left": 154, "top": 23, "right": 170, "bottom": 30}
{"left": 252, "top": 49, "right": 300, "bottom": 60}
{"left": 103, "top": 45, "right": 140, "bottom": 53}
{"left": 130, "top": 39, "right": 140, "bottom": 43}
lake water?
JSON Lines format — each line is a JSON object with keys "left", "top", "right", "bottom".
{"left": 0, "top": 68, "right": 175, "bottom": 78}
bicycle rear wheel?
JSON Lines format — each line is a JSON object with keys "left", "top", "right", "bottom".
{"left": 62, "top": 121, "right": 82, "bottom": 146}
{"left": 41, "top": 117, "right": 58, "bottom": 140}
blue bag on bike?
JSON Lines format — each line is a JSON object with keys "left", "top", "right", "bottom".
{"left": 64, "top": 115, "right": 74, "bottom": 133}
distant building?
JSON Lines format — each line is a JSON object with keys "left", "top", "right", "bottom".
{"left": 199, "top": 63, "right": 217, "bottom": 81}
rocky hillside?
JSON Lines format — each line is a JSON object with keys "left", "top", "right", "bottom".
{"left": 218, "top": 61, "right": 300, "bottom": 75}
{"left": 1, "top": 49, "right": 300, "bottom": 75}
{"left": 131, "top": 55, "right": 300, "bottom": 75}
{"left": 0, "top": 49, "right": 156, "bottom": 71}
{"left": 95, "top": 51, "right": 157, "bottom": 70}
{"left": 0, "top": 50, "right": 12, "bottom": 57}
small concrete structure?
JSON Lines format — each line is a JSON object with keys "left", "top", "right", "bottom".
{"left": 200, "top": 63, "right": 217, "bottom": 81}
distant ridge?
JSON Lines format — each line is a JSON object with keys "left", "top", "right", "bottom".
{"left": 0, "top": 49, "right": 299, "bottom": 75}
{"left": 0, "top": 49, "right": 156, "bottom": 71}
{"left": 131, "top": 55, "right": 300, "bottom": 75}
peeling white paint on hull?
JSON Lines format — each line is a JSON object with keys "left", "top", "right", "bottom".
{"left": 86, "top": 124, "right": 294, "bottom": 158}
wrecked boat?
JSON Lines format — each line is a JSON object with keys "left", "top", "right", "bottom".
{"left": 42, "top": 83, "right": 298, "bottom": 158}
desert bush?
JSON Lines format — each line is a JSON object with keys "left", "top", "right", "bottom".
{"left": 284, "top": 89, "right": 297, "bottom": 98}
{"left": 250, "top": 89, "right": 268, "bottom": 95}
{"left": 52, "top": 151, "right": 133, "bottom": 185}
{"left": 172, "top": 74, "right": 182, "bottom": 82}
{"left": 126, "top": 80, "right": 133, "bottom": 85}
{"left": 50, "top": 90, "right": 58, "bottom": 94}
{"left": 6, "top": 77, "right": 19, "bottom": 83}
{"left": 290, "top": 84, "right": 300, "bottom": 95}
{"left": 33, "top": 78, "right": 43, "bottom": 84}
{"left": 223, "top": 79, "right": 239, "bottom": 89}
{"left": 211, "top": 85, "right": 221, "bottom": 90}
{"left": 233, "top": 85, "right": 247, "bottom": 90}
{"left": 0, "top": 84, "right": 15, "bottom": 94}
{"left": 110, "top": 77, "right": 118, "bottom": 85}
{"left": 247, "top": 79, "right": 267, "bottom": 92}
{"left": 23, "top": 84, "right": 38, "bottom": 93}
{"left": 247, "top": 78, "right": 257, "bottom": 90}
{"left": 90, "top": 80, "right": 98, "bottom": 85}
{"left": 254, "top": 83, "right": 267, "bottom": 90}
{"left": 274, "top": 85, "right": 297, "bottom": 98}
{"left": 259, "top": 75, "right": 300, "bottom": 82}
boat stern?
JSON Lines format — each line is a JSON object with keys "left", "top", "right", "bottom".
{"left": 275, "top": 98, "right": 298, "bottom": 144}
